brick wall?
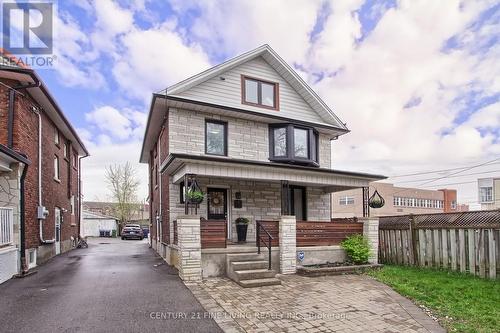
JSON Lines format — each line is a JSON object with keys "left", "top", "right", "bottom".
{"left": 0, "top": 80, "right": 81, "bottom": 265}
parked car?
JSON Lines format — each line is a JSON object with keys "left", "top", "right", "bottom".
{"left": 121, "top": 224, "right": 144, "bottom": 240}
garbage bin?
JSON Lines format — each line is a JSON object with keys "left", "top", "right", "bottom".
{"left": 112, "top": 230, "right": 117, "bottom": 238}
{"left": 99, "top": 230, "right": 104, "bottom": 237}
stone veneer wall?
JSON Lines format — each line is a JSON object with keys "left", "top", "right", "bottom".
{"left": 168, "top": 108, "right": 332, "bottom": 168}
{"left": 169, "top": 177, "right": 331, "bottom": 243}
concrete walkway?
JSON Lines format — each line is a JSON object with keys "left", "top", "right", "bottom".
{"left": 0, "top": 238, "right": 221, "bottom": 333}
{"left": 187, "top": 274, "right": 446, "bottom": 333}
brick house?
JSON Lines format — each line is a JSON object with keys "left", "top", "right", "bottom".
{"left": 140, "top": 45, "right": 385, "bottom": 284}
{"left": 0, "top": 63, "right": 88, "bottom": 279}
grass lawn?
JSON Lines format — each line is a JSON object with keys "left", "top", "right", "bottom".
{"left": 367, "top": 265, "right": 500, "bottom": 333}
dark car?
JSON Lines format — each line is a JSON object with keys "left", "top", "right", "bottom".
{"left": 121, "top": 224, "right": 144, "bottom": 240}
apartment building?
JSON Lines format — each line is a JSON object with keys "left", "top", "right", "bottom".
{"left": 0, "top": 63, "right": 88, "bottom": 282}
{"left": 478, "top": 178, "right": 500, "bottom": 210}
{"left": 332, "top": 182, "right": 466, "bottom": 218}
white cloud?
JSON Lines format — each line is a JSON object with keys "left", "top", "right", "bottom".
{"left": 112, "top": 23, "right": 211, "bottom": 101}
{"left": 170, "top": 0, "right": 323, "bottom": 64}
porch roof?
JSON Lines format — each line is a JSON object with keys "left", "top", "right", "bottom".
{"left": 161, "top": 153, "right": 386, "bottom": 192}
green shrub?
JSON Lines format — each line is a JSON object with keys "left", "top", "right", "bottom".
{"left": 340, "top": 234, "right": 371, "bottom": 264}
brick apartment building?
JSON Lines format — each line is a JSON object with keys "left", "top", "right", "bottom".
{"left": 332, "top": 182, "right": 468, "bottom": 218}
{"left": 0, "top": 62, "right": 88, "bottom": 279}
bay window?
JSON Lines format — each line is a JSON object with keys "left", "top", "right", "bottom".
{"left": 269, "top": 124, "right": 319, "bottom": 166}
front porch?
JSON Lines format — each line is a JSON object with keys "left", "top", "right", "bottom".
{"left": 159, "top": 153, "right": 383, "bottom": 283}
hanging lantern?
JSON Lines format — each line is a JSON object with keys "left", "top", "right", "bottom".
{"left": 368, "top": 189, "right": 385, "bottom": 208}
{"left": 186, "top": 179, "right": 204, "bottom": 204}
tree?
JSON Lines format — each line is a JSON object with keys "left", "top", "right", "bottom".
{"left": 104, "top": 162, "right": 140, "bottom": 233}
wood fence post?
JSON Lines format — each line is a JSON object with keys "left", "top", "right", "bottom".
{"left": 409, "top": 214, "right": 418, "bottom": 266}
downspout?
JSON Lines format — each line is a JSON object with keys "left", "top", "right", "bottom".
{"left": 35, "top": 108, "right": 54, "bottom": 244}
{"left": 158, "top": 133, "right": 162, "bottom": 246}
{"left": 19, "top": 163, "right": 29, "bottom": 274}
{"left": 77, "top": 155, "right": 87, "bottom": 237}
{"left": 7, "top": 81, "right": 40, "bottom": 148}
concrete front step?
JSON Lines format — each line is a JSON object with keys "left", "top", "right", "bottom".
{"left": 231, "top": 260, "right": 269, "bottom": 270}
{"left": 238, "top": 277, "right": 282, "bottom": 288}
{"left": 235, "top": 268, "right": 277, "bottom": 280}
{"left": 226, "top": 253, "right": 267, "bottom": 264}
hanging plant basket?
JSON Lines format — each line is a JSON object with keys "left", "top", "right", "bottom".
{"left": 186, "top": 179, "right": 204, "bottom": 204}
{"left": 368, "top": 189, "right": 385, "bottom": 209}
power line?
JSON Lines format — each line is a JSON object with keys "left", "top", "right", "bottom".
{"left": 387, "top": 161, "right": 500, "bottom": 179}
{"left": 393, "top": 169, "right": 500, "bottom": 185}
{"left": 416, "top": 157, "right": 500, "bottom": 188}
{"left": 421, "top": 180, "right": 477, "bottom": 188}
{"left": 389, "top": 157, "right": 500, "bottom": 197}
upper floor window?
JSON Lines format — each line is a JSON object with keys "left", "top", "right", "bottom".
{"left": 479, "top": 187, "right": 493, "bottom": 202}
{"left": 205, "top": 120, "right": 227, "bottom": 156}
{"left": 269, "top": 124, "right": 319, "bottom": 167}
{"left": 241, "top": 75, "right": 279, "bottom": 110}
{"left": 54, "top": 155, "right": 60, "bottom": 181}
{"left": 55, "top": 129, "right": 60, "bottom": 146}
{"left": 63, "top": 143, "right": 68, "bottom": 159}
{"left": 451, "top": 200, "right": 457, "bottom": 210}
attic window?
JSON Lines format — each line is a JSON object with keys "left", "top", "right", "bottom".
{"left": 241, "top": 75, "right": 279, "bottom": 110}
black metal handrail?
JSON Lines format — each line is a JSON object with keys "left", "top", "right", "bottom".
{"left": 256, "top": 221, "right": 273, "bottom": 270}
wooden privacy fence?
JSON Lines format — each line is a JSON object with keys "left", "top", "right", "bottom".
{"left": 201, "top": 219, "right": 227, "bottom": 249}
{"left": 379, "top": 211, "right": 500, "bottom": 279}
{"left": 255, "top": 220, "right": 364, "bottom": 247}
{"left": 296, "top": 221, "right": 363, "bottom": 247}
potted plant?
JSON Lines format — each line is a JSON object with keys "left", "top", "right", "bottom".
{"left": 186, "top": 188, "right": 204, "bottom": 204}
{"left": 235, "top": 217, "right": 249, "bottom": 243}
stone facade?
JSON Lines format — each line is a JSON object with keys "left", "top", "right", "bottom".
{"left": 361, "top": 217, "right": 379, "bottom": 264}
{"left": 168, "top": 108, "right": 332, "bottom": 168}
{"left": 279, "top": 215, "right": 297, "bottom": 274}
{"left": 177, "top": 215, "right": 202, "bottom": 281}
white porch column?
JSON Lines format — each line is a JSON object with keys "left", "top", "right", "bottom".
{"left": 279, "top": 215, "right": 296, "bottom": 274}
{"left": 360, "top": 217, "right": 379, "bottom": 264}
{"left": 177, "top": 215, "right": 202, "bottom": 281}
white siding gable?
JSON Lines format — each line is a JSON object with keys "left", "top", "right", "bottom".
{"left": 172, "top": 56, "right": 327, "bottom": 124}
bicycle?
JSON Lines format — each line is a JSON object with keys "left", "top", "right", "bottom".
{"left": 71, "top": 235, "right": 88, "bottom": 249}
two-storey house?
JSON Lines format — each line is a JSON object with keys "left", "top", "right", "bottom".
{"left": 140, "top": 45, "right": 384, "bottom": 283}
{"left": 0, "top": 61, "right": 88, "bottom": 282}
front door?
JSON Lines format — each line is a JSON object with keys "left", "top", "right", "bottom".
{"left": 207, "top": 188, "right": 227, "bottom": 220}
{"left": 55, "top": 208, "right": 61, "bottom": 255}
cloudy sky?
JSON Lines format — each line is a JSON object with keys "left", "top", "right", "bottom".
{"left": 34, "top": 0, "right": 499, "bottom": 207}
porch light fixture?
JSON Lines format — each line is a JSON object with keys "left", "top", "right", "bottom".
{"left": 368, "top": 189, "right": 385, "bottom": 209}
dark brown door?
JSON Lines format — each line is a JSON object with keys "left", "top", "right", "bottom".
{"left": 207, "top": 188, "right": 227, "bottom": 220}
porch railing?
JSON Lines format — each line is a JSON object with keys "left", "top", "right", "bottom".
{"left": 201, "top": 219, "right": 227, "bottom": 249}
{"left": 256, "top": 221, "right": 273, "bottom": 270}
{"left": 255, "top": 220, "right": 279, "bottom": 246}
{"left": 296, "top": 221, "right": 363, "bottom": 247}
{"left": 0, "top": 208, "right": 14, "bottom": 247}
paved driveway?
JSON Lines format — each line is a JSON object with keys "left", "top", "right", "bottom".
{"left": 187, "top": 274, "right": 445, "bottom": 333}
{"left": 0, "top": 238, "right": 221, "bottom": 333}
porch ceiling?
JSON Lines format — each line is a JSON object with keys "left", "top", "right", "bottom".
{"left": 161, "top": 153, "right": 386, "bottom": 192}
